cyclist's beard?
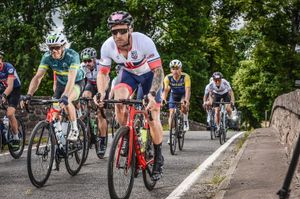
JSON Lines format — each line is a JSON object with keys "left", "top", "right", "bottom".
{"left": 121, "top": 34, "right": 131, "bottom": 48}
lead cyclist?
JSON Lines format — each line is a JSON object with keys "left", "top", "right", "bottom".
{"left": 94, "top": 11, "right": 164, "bottom": 181}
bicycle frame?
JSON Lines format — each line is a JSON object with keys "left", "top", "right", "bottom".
{"left": 117, "top": 104, "right": 152, "bottom": 172}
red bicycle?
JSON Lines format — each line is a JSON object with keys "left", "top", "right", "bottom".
{"left": 104, "top": 98, "right": 156, "bottom": 199}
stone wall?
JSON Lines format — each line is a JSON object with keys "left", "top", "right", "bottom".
{"left": 270, "top": 89, "right": 300, "bottom": 156}
{"left": 7, "top": 96, "right": 205, "bottom": 136}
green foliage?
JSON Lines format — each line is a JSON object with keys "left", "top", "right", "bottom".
{"left": 1, "top": 0, "right": 300, "bottom": 127}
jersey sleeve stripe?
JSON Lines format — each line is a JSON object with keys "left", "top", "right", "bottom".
{"left": 148, "top": 58, "right": 162, "bottom": 70}
{"left": 99, "top": 66, "right": 111, "bottom": 75}
{"left": 38, "top": 65, "right": 49, "bottom": 70}
{"left": 70, "top": 64, "right": 80, "bottom": 70}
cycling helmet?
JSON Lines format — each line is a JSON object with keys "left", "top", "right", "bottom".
{"left": 81, "top": 47, "right": 97, "bottom": 60}
{"left": 45, "top": 32, "right": 67, "bottom": 46}
{"left": 107, "top": 11, "right": 134, "bottom": 29}
{"left": 169, "top": 59, "right": 182, "bottom": 68}
{"left": 212, "top": 72, "right": 223, "bottom": 80}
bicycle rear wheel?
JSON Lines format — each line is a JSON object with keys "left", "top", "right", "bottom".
{"left": 65, "top": 119, "right": 87, "bottom": 176}
{"left": 27, "top": 121, "right": 55, "bottom": 188}
{"left": 108, "top": 126, "right": 135, "bottom": 199}
{"left": 9, "top": 118, "right": 26, "bottom": 159}
{"left": 169, "top": 113, "right": 177, "bottom": 155}
{"left": 142, "top": 128, "right": 156, "bottom": 190}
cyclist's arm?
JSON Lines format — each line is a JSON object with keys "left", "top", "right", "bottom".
{"left": 3, "top": 76, "right": 14, "bottom": 96}
{"left": 27, "top": 68, "right": 46, "bottom": 96}
{"left": 63, "top": 68, "right": 77, "bottom": 97}
{"left": 150, "top": 67, "right": 164, "bottom": 94}
{"left": 162, "top": 76, "right": 170, "bottom": 101}
{"left": 229, "top": 90, "right": 235, "bottom": 104}
{"left": 53, "top": 71, "right": 57, "bottom": 93}
{"left": 184, "top": 74, "right": 191, "bottom": 102}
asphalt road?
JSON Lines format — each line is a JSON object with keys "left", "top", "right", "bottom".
{"left": 0, "top": 130, "right": 237, "bottom": 199}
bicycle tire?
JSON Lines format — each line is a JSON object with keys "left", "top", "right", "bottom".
{"left": 169, "top": 113, "right": 177, "bottom": 155}
{"left": 142, "top": 128, "right": 156, "bottom": 190}
{"left": 65, "top": 119, "right": 87, "bottom": 176}
{"left": 108, "top": 126, "right": 135, "bottom": 199}
{"left": 178, "top": 114, "right": 185, "bottom": 151}
{"left": 8, "top": 118, "right": 26, "bottom": 159}
{"left": 27, "top": 121, "right": 55, "bottom": 188}
{"left": 95, "top": 119, "right": 108, "bottom": 159}
{"left": 210, "top": 113, "right": 215, "bottom": 140}
{"left": 82, "top": 117, "right": 90, "bottom": 164}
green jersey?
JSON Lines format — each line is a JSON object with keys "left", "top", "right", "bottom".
{"left": 39, "top": 48, "right": 84, "bottom": 85}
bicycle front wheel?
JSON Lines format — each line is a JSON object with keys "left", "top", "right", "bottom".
{"left": 27, "top": 121, "right": 55, "bottom": 188}
{"left": 169, "top": 113, "right": 177, "bottom": 155}
{"left": 142, "top": 128, "right": 156, "bottom": 190}
{"left": 65, "top": 119, "right": 87, "bottom": 176}
{"left": 8, "top": 118, "right": 26, "bottom": 159}
{"left": 82, "top": 117, "right": 90, "bottom": 164}
{"left": 108, "top": 126, "right": 135, "bottom": 199}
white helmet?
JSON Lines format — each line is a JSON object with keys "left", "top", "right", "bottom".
{"left": 169, "top": 59, "right": 182, "bottom": 68}
{"left": 46, "top": 32, "right": 67, "bottom": 46}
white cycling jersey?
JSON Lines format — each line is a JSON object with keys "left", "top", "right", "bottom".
{"left": 81, "top": 59, "right": 101, "bottom": 84}
{"left": 99, "top": 32, "right": 162, "bottom": 76}
{"left": 208, "top": 78, "right": 232, "bottom": 95}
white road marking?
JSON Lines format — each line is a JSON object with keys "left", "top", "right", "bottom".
{"left": 166, "top": 131, "right": 245, "bottom": 199}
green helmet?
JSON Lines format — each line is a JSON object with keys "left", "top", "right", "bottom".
{"left": 46, "top": 32, "right": 67, "bottom": 46}
{"left": 81, "top": 47, "right": 97, "bottom": 60}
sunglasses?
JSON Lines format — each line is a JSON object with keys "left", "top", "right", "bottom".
{"left": 214, "top": 79, "right": 221, "bottom": 83}
{"left": 111, "top": 28, "right": 129, "bottom": 36}
{"left": 171, "top": 66, "right": 180, "bottom": 70}
{"left": 49, "top": 45, "right": 62, "bottom": 51}
{"left": 83, "top": 59, "right": 93, "bottom": 63}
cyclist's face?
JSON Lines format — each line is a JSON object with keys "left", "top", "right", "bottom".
{"left": 111, "top": 24, "right": 130, "bottom": 48}
{"left": 83, "top": 59, "right": 95, "bottom": 70}
{"left": 171, "top": 67, "right": 181, "bottom": 76}
{"left": 49, "top": 45, "right": 64, "bottom": 59}
{"left": 214, "top": 78, "right": 221, "bottom": 86}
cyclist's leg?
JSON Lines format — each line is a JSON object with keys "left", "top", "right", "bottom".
{"left": 96, "top": 87, "right": 108, "bottom": 155}
{"left": 212, "top": 93, "right": 221, "bottom": 130}
{"left": 179, "top": 95, "right": 189, "bottom": 131}
{"left": 6, "top": 87, "right": 21, "bottom": 150}
{"left": 224, "top": 92, "right": 232, "bottom": 118}
{"left": 114, "top": 70, "right": 138, "bottom": 126}
{"left": 140, "top": 72, "right": 164, "bottom": 180}
{"left": 66, "top": 80, "right": 84, "bottom": 141}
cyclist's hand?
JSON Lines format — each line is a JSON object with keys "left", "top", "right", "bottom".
{"left": 20, "top": 94, "right": 32, "bottom": 109}
{"left": 230, "top": 101, "right": 235, "bottom": 107}
{"left": 184, "top": 100, "right": 190, "bottom": 109}
{"left": 94, "top": 92, "right": 105, "bottom": 107}
{"left": 162, "top": 99, "right": 167, "bottom": 106}
{"left": 0, "top": 93, "right": 7, "bottom": 105}
{"left": 59, "top": 95, "right": 69, "bottom": 108}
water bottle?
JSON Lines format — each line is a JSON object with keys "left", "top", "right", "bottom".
{"left": 3, "top": 116, "right": 9, "bottom": 143}
{"left": 53, "top": 120, "right": 64, "bottom": 148}
{"left": 140, "top": 128, "right": 147, "bottom": 153}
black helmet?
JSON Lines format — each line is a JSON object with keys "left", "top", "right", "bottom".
{"left": 81, "top": 47, "right": 97, "bottom": 60}
{"left": 107, "top": 11, "right": 134, "bottom": 29}
{"left": 212, "top": 72, "right": 223, "bottom": 80}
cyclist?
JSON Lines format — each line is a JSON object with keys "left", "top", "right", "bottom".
{"left": 203, "top": 77, "right": 213, "bottom": 129}
{"left": 80, "top": 47, "right": 108, "bottom": 157}
{"left": 162, "top": 59, "right": 191, "bottom": 132}
{"left": 94, "top": 11, "right": 165, "bottom": 181}
{"left": 0, "top": 51, "right": 22, "bottom": 151}
{"left": 22, "top": 32, "right": 85, "bottom": 142}
{"left": 207, "top": 72, "right": 235, "bottom": 133}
